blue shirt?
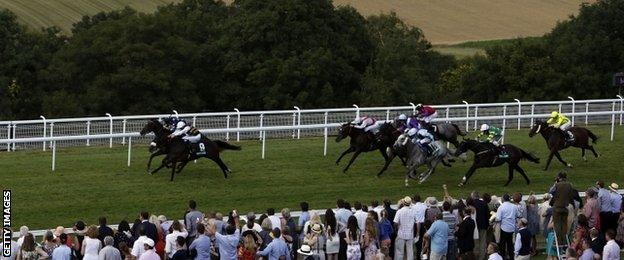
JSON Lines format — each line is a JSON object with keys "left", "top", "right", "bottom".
{"left": 335, "top": 208, "right": 353, "bottom": 228}
{"left": 51, "top": 244, "right": 72, "bottom": 260}
{"left": 215, "top": 230, "right": 240, "bottom": 260}
{"left": 379, "top": 219, "right": 393, "bottom": 241}
{"left": 188, "top": 234, "right": 211, "bottom": 260}
{"left": 298, "top": 211, "right": 310, "bottom": 227}
{"left": 598, "top": 188, "right": 612, "bottom": 212}
{"left": 611, "top": 192, "right": 622, "bottom": 213}
{"left": 496, "top": 202, "right": 520, "bottom": 233}
{"left": 257, "top": 238, "right": 291, "bottom": 260}
{"left": 426, "top": 220, "right": 449, "bottom": 254}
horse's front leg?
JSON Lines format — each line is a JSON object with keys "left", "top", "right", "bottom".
{"left": 544, "top": 150, "right": 556, "bottom": 171}
{"left": 343, "top": 149, "right": 362, "bottom": 173}
{"left": 336, "top": 147, "right": 354, "bottom": 165}
{"left": 554, "top": 151, "right": 572, "bottom": 168}
{"left": 376, "top": 147, "right": 392, "bottom": 177}
{"left": 147, "top": 149, "right": 164, "bottom": 173}
{"left": 459, "top": 165, "right": 478, "bottom": 187}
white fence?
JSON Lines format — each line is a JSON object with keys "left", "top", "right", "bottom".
{"left": 1, "top": 97, "right": 624, "bottom": 152}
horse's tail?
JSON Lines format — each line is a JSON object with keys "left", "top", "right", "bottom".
{"left": 214, "top": 140, "right": 242, "bottom": 151}
{"left": 452, "top": 123, "right": 466, "bottom": 136}
{"left": 520, "top": 149, "right": 540, "bottom": 164}
{"left": 586, "top": 129, "right": 598, "bottom": 144}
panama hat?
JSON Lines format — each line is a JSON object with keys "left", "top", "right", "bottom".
{"left": 427, "top": 197, "right": 438, "bottom": 207}
{"left": 610, "top": 183, "right": 619, "bottom": 192}
{"left": 297, "top": 244, "right": 313, "bottom": 256}
{"left": 311, "top": 223, "right": 322, "bottom": 234}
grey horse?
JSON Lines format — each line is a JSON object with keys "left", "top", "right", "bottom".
{"left": 394, "top": 134, "right": 455, "bottom": 186}
{"left": 430, "top": 122, "right": 466, "bottom": 147}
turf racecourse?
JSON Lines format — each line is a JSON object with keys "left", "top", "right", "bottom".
{"left": 1, "top": 126, "right": 623, "bottom": 229}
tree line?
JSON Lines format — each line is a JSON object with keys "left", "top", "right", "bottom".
{"left": 0, "top": 0, "right": 622, "bottom": 119}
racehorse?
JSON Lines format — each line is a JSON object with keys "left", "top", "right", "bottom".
{"left": 140, "top": 119, "right": 171, "bottom": 173}
{"left": 394, "top": 135, "right": 454, "bottom": 186}
{"left": 528, "top": 120, "right": 599, "bottom": 170}
{"left": 335, "top": 122, "right": 389, "bottom": 173}
{"left": 430, "top": 122, "right": 467, "bottom": 147}
{"left": 454, "top": 139, "right": 539, "bottom": 187}
{"left": 374, "top": 122, "right": 407, "bottom": 177}
{"left": 140, "top": 119, "right": 241, "bottom": 181}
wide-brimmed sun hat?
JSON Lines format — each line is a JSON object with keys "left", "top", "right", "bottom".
{"left": 297, "top": 244, "right": 313, "bottom": 256}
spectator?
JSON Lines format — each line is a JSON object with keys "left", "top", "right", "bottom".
{"left": 138, "top": 212, "right": 157, "bottom": 244}
{"left": 131, "top": 226, "right": 150, "bottom": 259}
{"left": 550, "top": 172, "right": 575, "bottom": 245}
{"left": 259, "top": 218, "right": 273, "bottom": 250}
{"left": 393, "top": 196, "right": 415, "bottom": 260}
{"left": 298, "top": 202, "right": 310, "bottom": 241}
{"left": 238, "top": 232, "right": 259, "bottom": 260}
{"left": 117, "top": 242, "right": 134, "bottom": 260}
{"left": 513, "top": 218, "right": 531, "bottom": 260}
{"left": 583, "top": 189, "right": 600, "bottom": 230}
{"left": 99, "top": 236, "right": 122, "bottom": 260}
{"left": 98, "top": 217, "right": 114, "bottom": 243}
{"left": 412, "top": 194, "right": 428, "bottom": 258}
{"left": 256, "top": 228, "right": 291, "bottom": 260}
{"left": 383, "top": 199, "right": 396, "bottom": 225}
{"left": 589, "top": 228, "right": 605, "bottom": 256}
{"left": 242, "top": 212, "right": 261, "bottom": 233}
{"left": 170, "top": 237, "right": 188, "bottom": 260}
{"left": 371, "top": 200, "right": 383, "bottom": 216}
{"left": 425, "top": 197, "right": 442, "bottom": 224}
{"left": 40, "top": 230, "right": 57, "bottom": 256}
{"left": 565, "top": 247, "right": 578, "bottom": 260}
{"left": 137, "top": 239, "right": 158, "bottom": 260}
{"left": 456, "top": 208, "right": 476, "bottom": 257}
{"left": 513, "top": 192, "right": 527, "bottom": 220}
{"left": 185, "top": 200, "right": 203, "bottom": 244}
{"left": 495, "top": 194, "right": 519, "bottom": 260}
{"left": 303, "top": 213, "right": 324, "bottom": 236}
{"left": 82, "top": 225, "right": 102, "bottom": 260}
{"left": 281, "top": 208, "right": 297, "bottom": 254}
{"left": 362, "top": 217, "right": 378, "bottom": 260}
{"left": 53, "top": 226, "right": 72, "bottom": 247}
{"left": 471, "top": 191, "right": 490, "bottom": 260}
{"left": 578, "top": 239, "right": 595, "bottom": 260}
{"left": 16, "top": 233, "right": 48, "bottom": 259}
{"left": 188, "top": 223, "right": 211, "bottom": 260}
{"left": 602, "top": 229, "right": 621, "bottom": 260}
{"left": 526, "top": 194, "right": 540, "bottom": 256}
{"left": 129, "top": 219, "right": 141, "bottom": 246}
{"left": 538, "top": 193, "right": 553, "bottom": 232}
{"left": 303, "top": 223, "right": 325, "bottom": 259}
{"left": 424, "top": 213, "right": 449, "bottom": 260}
{"left": 442, "top": 200, "right": 458, "bottom": 260}
{"left": 148, "top": 215, "right": 165, "bottom": 258}
{"left": 73, "top": 220, "right": 87, "bottom": 259}
{"left": 113, "top": 220, "right": 132, "bottom": 250}
{"left": 214, "top": 212, "right": 226, "bottom": 234}
{"left": 609, "top": 183, "right": 622, "bottom": 234}
{"left": 353, "top": 201, "right": 367, "bottom": 231}
{"left": 596, "top": 180, "right": 612, "bottom": 232}
{"left": 16, "top": 226, "right": 28, "bottom": 247}
{"left": 324, "top": 208, "right": 340, "bottom": 260}
{"left": 378, "top": 209, "right": 393, "bottom": 258}
{"left": 214, "top": 220, "right": 241, "bottom": 259}
{"left": 267, "top": 208, "right": 281, "bottom": 231}
{"left": 51, "top": 233, "right": 72, "bottom": 260}
{"left": 486, "top": 242, "right": 503, "bottom": 260}
{"left": 157, "top": 215, "right": 172, "bottom": 237}
{"left": 617, "top": 206, "right": 624, "bottom": 246}
{"left": 345, "top": 216, "right": 361, "bottom": 260}
{"left": 570, "top": 214, "right": 590, "bottom": 256}
{"left": 165, "top": 220, "right": 188, "bottom": 259}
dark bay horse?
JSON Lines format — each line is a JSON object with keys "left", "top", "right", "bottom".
{"left": 455, "top": 139, "right": 539, "bottom": 186}
{"left": 374, "top": 122, "right": 408, "bottom": 176}
{"left": 430, "top": 122, "right": 467, "bottom": 147}
{"left": 335, "top": 122, "right": 389, "bottom": 173}
{"left": 140, "top": 119, "right": 241, "bottom": 181}
{"left": 528, "top": 120, "right": 599, "bottom": 170}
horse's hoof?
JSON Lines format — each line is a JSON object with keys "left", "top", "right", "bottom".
{"left": 567, "top": 163, "right": 573, "bottom": 168}
{"left": 458, "top": 183, "right": 464, "bottom": 187}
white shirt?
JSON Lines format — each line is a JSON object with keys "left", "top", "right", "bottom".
{"left": 268, "top": 215, "right": 281, "bottom": 231}
{"left": 412, "top": 202, "right": 427, "bottom": 223}
{"left": 51, "top": 244, "right": 72, "bottom": 260}
{"left": 354, "top": 210, "right": 368, "bottom": 231}
{"left": 488, "top": 252, "right": 503, "bottom": 260}
{"left": 393, "top": 206, "right": 416, "bottom": 240}
{"left": 373, "top": 206, "right": 384, "bottom": 217}
{"left": 83, "top": 237, "right": 102, "bottom": 260}
{"left": 138, "top": 249, "right": 160, "bottom": 260}
{"left": 602, "top": 240, "right": 621, "bottom": 260}
{"left": 241, "top": 223, "right": 262, "bottom": 233}
{"left": 165, "top": 230, "right": 188, "bottom": 257}
{"left": 131, "top": 236, "right": 150, "bottom": 258}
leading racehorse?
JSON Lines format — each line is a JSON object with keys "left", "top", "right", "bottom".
{"left": 335, "top": 122, "right": 390, "bottom": 173}
{"left": 528, "top": 120, "right": 599, "bottom": 170}
{"left": 394, "top": 135, "right": 454, "bottom": 186}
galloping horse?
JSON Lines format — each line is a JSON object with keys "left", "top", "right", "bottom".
{"left": 374, "top": 122, "right": 407, "bottom": 177}
{"left": 394, "top": 135, "right": 454, "bottom": 186}
{"left": 429, "top": 122, "right": 467, "bottom": 147}
{"left": 454, "top": 140, "right": 539, "bottom": 186}
{"left": 335, "top": 122, "right": 389, "bottom": 173}
{"left": 528, "top": 120, "right": 599, "bottom": 170}
{"left": 140, "top": 119, "right": 241, "bottom": 181}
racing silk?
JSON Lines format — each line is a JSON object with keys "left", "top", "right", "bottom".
{"left": 416, "top": 129, "right": 434, "bottom": 144}
{"left": 547, "top": 114, "right": 570, "bottom": 127}
{"left": 418, "top": 106, "right": 436, "bottom": 117}
{"left": 477, "top": 126, "right": 502, "bottom": 142}
{"left": 171, "top": 120, "right": 191, "bottom": 137}
{"left": 353, "top": 117, "right": 376, "bottom": 129}
{"left": 404, "top": 117, "right": 421, "bottom": 131}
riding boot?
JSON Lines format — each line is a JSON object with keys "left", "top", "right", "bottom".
{"left": 566, "top": 131, "right": 574, "bottom": 142}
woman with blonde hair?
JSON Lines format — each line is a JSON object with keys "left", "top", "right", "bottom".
{"left": 238, "top": 233, "right": 260, "bottom": 260}
{"left": 362, "top": 217, "right": 379, "bottom": 260}
{"left": 82, "top": 225, "right": 101, "bottom": 260}
{"left": 149, "top": 215, "right": 166, "bottom": 258}
{"left": 259, "top": 218, "right": 273, "bottom": 250}
{"left": 304, "top": 223, "right": 326, "bottom": 260}
{"left": 16, "top": 233, "right": 48, "bottom": 260}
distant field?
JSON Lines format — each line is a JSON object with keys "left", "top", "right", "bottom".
{"left": 1, "top": 125, "right": 622, "bottom": 230}
{"left": 0, "top": 0, "right": 588, "bottom": 44}
{"left": 433, "top": 37, "right": 543, "bottom": 58}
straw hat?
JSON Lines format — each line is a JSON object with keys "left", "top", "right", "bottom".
{"left": 297, "top": 244, "right": 313, "bottom": 256}
{"left": 609, "top": 183, "right": 619, "bottom": 192}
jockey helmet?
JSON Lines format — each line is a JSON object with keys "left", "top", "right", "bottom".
{"left": 480, "top": 124, "right": 490, "bottom": 131}
{"left": 550, "top": 111, "right": 559, "bottom": 118}
{"left": 163, "top": 116, "right": 177, "bottom": 126}
{"left": 398, "top": 114, "right": 407, "bottom": 121}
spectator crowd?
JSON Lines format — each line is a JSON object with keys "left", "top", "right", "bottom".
{"left": 2, "top": 174, "right": 623, "bottom": 260}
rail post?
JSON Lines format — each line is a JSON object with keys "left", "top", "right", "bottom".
{"left": 121, "top": 119, "right": 127, "bottom": 145}
{"left": 105, "top": 113, "right": 113, "bottom": 148}
{"left": 473, "top": 106, "right": 479, "bottom": 130}
{"left": 172, "top": 110, "right": 179, "bottom": 118}
{"left": 409, "top": 102, "right": 416, "bottom": 115}
{"left": 51, "top": 140, "right": 56, "bottom": 171}
{"left": 462, "top": 101, "right": 469, "bottom": 131}
{"left": 568, "top": 96, "right": 575, "bottom": 126}
{"left": 617, "top": 95, "right": 623, "bottom": 125}
{"left": 611, "top": 102, "right": 616, "bottom": 141}
{"left": 258, "top": 114, "right": 264, "bottom": 140}
{"left": 261, "top": 131, "right": 266, "bottom": 159}
{"left": 234, "top": 108, "right": 240, "bottom": 142}
{"left": 323, "top": 112, "right": 329, "bottom": 156}
{"left": 501, "top": 105, "right": 507, "bottom": 144}
{"left": 226, "top": 115, "right": 230, "bottom": 141}
{"left": 445, "top": 107, "right": 450, "bottom": 123}
{"left": 6, "top": 124, "right": 10, "bottom": 151}
{"left": 11, "top": 123, "right": 16, "bottom": 151}
{"left": 514, "top": 99, "right": 521, "bottom": 130}
{"left": 386, "top": 109, "right": 390, "bottom": 121}
{"left": 49, "top": 123, "right": 54, "bottom": 150}
{"left": 530, "top": 104, "right": 535, "bottom": 127}
{"left": 585, "top": 102, "right": 589, "bottom": 125}
{"left": 86, "top": 121, "right": 91, "bottom": 146}
{"left": 353, "top": 104, "right": 360, "bottom": 118}
{"left": 292, "top": 106, "right": 300, "bottom": 139}
{"left": 127, "top": 137, "right": 132, "bottom": 167}
{"left": 40, "top": 115, "right": 46, "bottom": 151}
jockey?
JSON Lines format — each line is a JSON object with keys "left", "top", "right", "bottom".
{"left": 415, "top": 103, "right": 437, "bottom": 129}
{"left": 477, "top": 124, "right": 503, "bottom": 146}
{"left": 164, "top": 117, "right": 201, "bottom": 143}
{"left": 412, "top": 128, "right": 435, "bottom": 156}
{"left": 547, "top": 111, "right": 574, "bottom": 141}
{"left": 352, "top": 115, "right": 380, "bottom": 133}
{"left": 405, "top": 115, "right": 421, "bottom": 132}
